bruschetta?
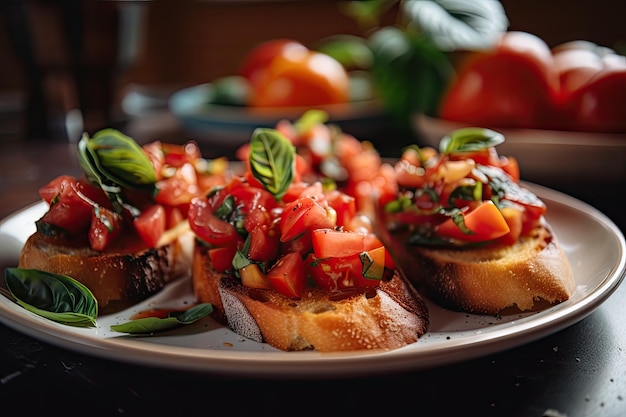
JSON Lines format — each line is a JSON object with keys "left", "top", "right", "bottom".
{"left": 18, "top": 129, "right": 228, "bottom": 310}
{"left": 375, "top": 127, "right": 575, "bottom": 315}
{"left": 191, "top": 127, "right": 429, "bottom": 351}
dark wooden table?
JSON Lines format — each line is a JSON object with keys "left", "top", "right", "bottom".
{"left": 0, "top": 113, "right": 625, "bottom": 417}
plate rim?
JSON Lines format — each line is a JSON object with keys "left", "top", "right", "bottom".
{"left": 1, "top": 185, "right": 624, "bottom": 378}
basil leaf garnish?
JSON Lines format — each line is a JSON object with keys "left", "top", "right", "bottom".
{"left": 110, "top": 303, "right": 213, "bottom": 334}
{"left": 78, "top": 128, "right": 157, "bottom": 195}
{"left": 4, "top": 268, "right": 98, "bottom": 327}
{"left": 439, "top": 127, "right": 505, "bottom": 155}
{"left": 294, "top": 110, "right": 329, "bottom": 134}
{"left": 248, "top": 128, "right": 295, "bottom": 201}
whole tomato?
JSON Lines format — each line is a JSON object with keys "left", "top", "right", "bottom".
{"left": 238, "top": 39, "right": 307, "bottom": 86}
{"left": 552, "top": 41, "right": 607, "bottom": 101}
{"left": 439, "top": 31, "right": 560, "bottom": 130}
{"left": 241, "top": 41, "right": 350, "bottom": 108}
{"left": 563, "top": 66, "right": 626, "bottom": 133}
{"left": 552, "top": 41, "right": 626, "bottom": 132}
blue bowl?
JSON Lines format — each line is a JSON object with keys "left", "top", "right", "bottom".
{"left": 169, "top": 83, "right": 391, "bottom": 153}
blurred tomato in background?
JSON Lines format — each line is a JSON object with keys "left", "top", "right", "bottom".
{"left": 438, "top": 31, "right": 626, "bottom": 133}
{"left": 439, "top": 31, "right": 560, "bottom": 130}
{"left": 239, "top": 39, "right": 350, "bottom": 108}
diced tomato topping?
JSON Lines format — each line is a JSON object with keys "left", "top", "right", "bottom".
{"left": 280, "top": 196, "right": 335, "bottom": 242}
{"left": 312, "top": 228, "right": 367, "bottom": 258}
{"left": 496, "top": 206, "right": 524, "bottom": 246}
{"left": 188, "top": 197, "right": 242, "bottom": 246}
{"left": 89, "top": 206, "right": 123, "bottom": 251}
{"left": 266, "top": 252, "right": 306, "bottom": 298}
{"left": 155, "top": 162, "right": 198, "bottom": 206}
{"left": 247, "top": 222, "right": 281, "bottom": 262}
{"left": 40, "top": 179, "right": 100, "bottom": 235}
{"left": 133, "top": 204, "right": 166, "bottom": 248}
{"left": 38, "top": 175, "right": 76, "bottom": 204}
{"left": 306, "top": 252, "right": 364, "bottom": 292}
{"left": 436, "top": 200, "right": 511, "bottom": 243}
{"left": 208, "top": 245, "right": 238, "bottom": 272}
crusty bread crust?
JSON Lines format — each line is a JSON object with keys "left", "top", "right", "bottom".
{"left": 19, "top": 231, "right": 194, "bottom": 309}
{"left": 379, "top": 219, "right": 575, "bottom": 315}
{"left": 192, "top": 244, "right": 429, "bottom": 352}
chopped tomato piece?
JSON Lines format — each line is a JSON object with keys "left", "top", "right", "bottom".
{"left": 155, "top": 162, "right": 198, "bottom": 206}
{"left": 311, "top": 228, "right": 367, "bottom": 258}
{"left": 133, "top": 204, "right": 166, "bottom": 248}
{"left": 208, "top": 245, "right": 238, "bottom": 272}
{"left": 280, "top": 196, "right": 335, "bottom": 242}
{"left": 281, "top": 229, "right": 313, "bottom": 256}
{"left": 306, "top": 253, "right": 363, "bottom": 291}
{"left": 496, "top": 206, "right": 524, "bottom": 246}
{"left": 38, "top": 175, "right": 76, "bottom": 204}
{"left": 436, "top": 200, "right": 510, "bottom": 243}
{"left": 89, "top": 206, "right": 123, "bottom": 251}
{"left": 248, "top": 226, "right": 281, "bottom": 262}
{"left": 40, "top": 179, "right": 98, "bottom": 235}
{"left": 266, "top": 252, "right": 306, "bottom": 298}
{"left": 188, "top": 197, "right": 242, "bottom": 246}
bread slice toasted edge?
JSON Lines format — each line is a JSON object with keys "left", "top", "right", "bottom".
{"left": 379, "top": 218, "right": 575, "bottom": 315}
{"left": 192, "top": 243, "right": 430, "bottom": 352}
{"left": 18, "top": 230, "right": 195, "bottom": 310}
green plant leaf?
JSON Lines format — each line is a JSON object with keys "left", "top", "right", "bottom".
{"left": 339, "top": 0, "right": 394, "bottom": 29}
{"left": 293, "top": 110, "right": 329, "bottom": 134}
{"left": 439, "top": 127, "right": 505, "bottom": 155}
{"left": 110, "top": 303, "right": 213, "bottom": 334}
{"left": 248, "top": 128, "right": 295, "bottom": 201}
{"left": 78, "top": 129, "right": 157, "bottom": 194}
{"left": 4, "top": 268, "right": 98, "bottom": 327}
{"left": 339, "top": 0, "right": 509, "bottom": 125}
{"left": 402, "top": 0, "right": 509, "bottom": 51}
{"left": 177, "top": 303, "right": 213, "bottom": 324}
{"left": 368, "top": 27, "right": 454, "bottom": 121}
{"left": 315, "top": 34, "right": 374, "bottom": 70}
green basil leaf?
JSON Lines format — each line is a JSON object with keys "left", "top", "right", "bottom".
{"left": 177, "top": 303, "right": 213, "bottom": 324}
{"left": 439, "top": 127, "right": 505, "bottom": 155}
{"left": 4, "top": 268, "right": 97, "bottom": 327}
{"left": 110, "top": 303, "right": 213, "bottom": 334}
{"left": 110, "top": 317, "right": 180, "bottom": 334}
{"left": 294, "top": 110, "right": 329, "bottom": 134}
{"left": 232, "top": 236, "right": 254, "bottom": 274}
{"left": 78, "top": 128, "right": 157, "bottom": 194}
{"left": 248, "top": 128, "right": 295, "bottom": 201}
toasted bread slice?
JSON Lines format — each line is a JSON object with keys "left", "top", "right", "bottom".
{"left": 378, "top": 218, "right": 575, "bottom": 315}
{"left": 192, "top": 244, "right": 429, "bottom": 352}
{"left": 19, "top": 229, "right": 194, "bottom": 310}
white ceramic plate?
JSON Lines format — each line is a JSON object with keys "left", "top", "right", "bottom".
{"left": 169, "top": 83, "right": 389, "bottom": 149}
{"left": 414, "top": 114, "right": 626, "bottom": 184}
{"left": 1, "top": 185, "right": 624, "bottom": 378}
